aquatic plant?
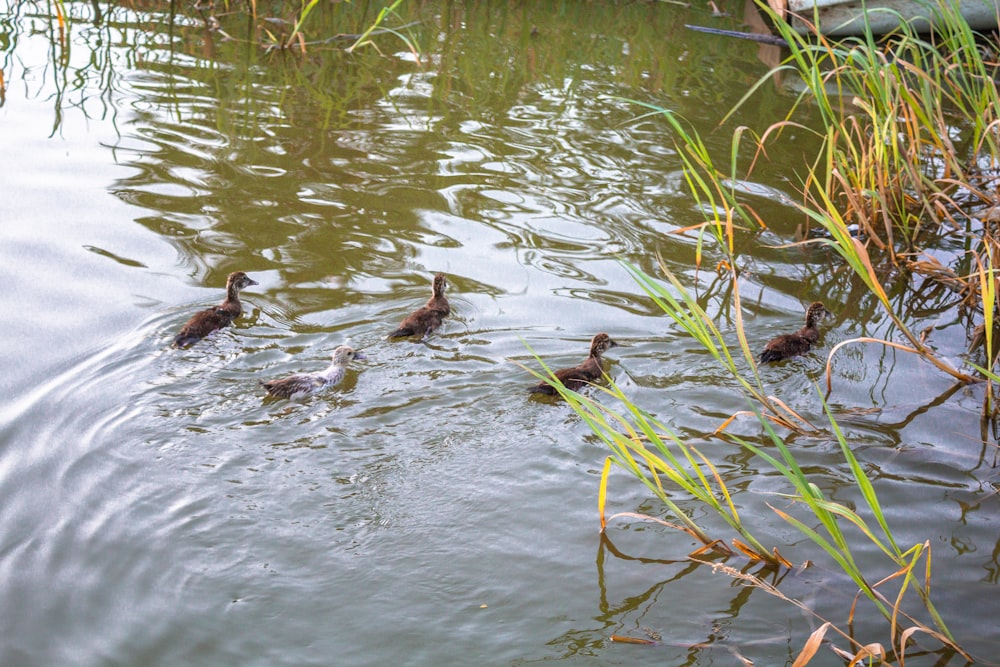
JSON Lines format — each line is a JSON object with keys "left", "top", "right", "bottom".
{"left": 531, "top": 262, "right": 968, "bottom": 663}
{"left": 742, "top": 1, "right": 1000, "bottom": 401}
{"left": 280, "top": 0, "right": 323, "bottom": 51}
{"left": 556, "top": 1, "right": 1000, "bottom": 661}
{"left": 255, "top": 0, "right": 420, "bottom": 56}
{"left": 344, "top": 0, "right": 419, "bottom": 62}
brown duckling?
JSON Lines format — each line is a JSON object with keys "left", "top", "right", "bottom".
{"left": 172, "top": 271, "right": 258, "bottom": 348}
{"left": 759, "top": 301, "right": 832, "bottom": 363}
{"left": 530, "top": 333, "right": 621, "bottom": 395}
{"left": 261, "top": 345, "right": 366, "bottom": 400}
{"left": 387, "top": 273, "right": 450, "bottom": 339}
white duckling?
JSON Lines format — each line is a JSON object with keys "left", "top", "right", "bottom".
{"left": 261, "top": 345, "right": 366, "bottom": 400}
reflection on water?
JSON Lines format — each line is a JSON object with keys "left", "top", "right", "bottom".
{"left": 3, "top": 1, "right": 1000, "bottom": 665}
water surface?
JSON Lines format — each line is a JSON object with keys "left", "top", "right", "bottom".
{"left": 2, "top": 2, "right": 999, "bottom": 665}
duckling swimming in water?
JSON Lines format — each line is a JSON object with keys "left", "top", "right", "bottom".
{"left": 387, "top": 273, "right": 450, "bottom": 339}
{"left": 172, "top": 271, "right": 258, "bottom": 348}
{"left": 261, "top": 345, "right": 367, "bottom": 400}
{"left": 530, "top": 333, "right": 621, "bottom": 395}
{"left": 759, "top": 301, "right": 832, "bottom": 363}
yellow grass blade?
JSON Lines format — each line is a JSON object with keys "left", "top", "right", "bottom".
{"left": 598, "top": 456, "right": 612, "bottom": 532}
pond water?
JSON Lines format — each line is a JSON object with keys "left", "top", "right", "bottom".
{"left": 2, "top": 1, "right": 999, "bottom": 665}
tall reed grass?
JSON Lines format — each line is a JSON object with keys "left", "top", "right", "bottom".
{"left": 541, "top": 0, "right": 1000, "bottom": 661}
{"left": 748, "top": 1, "right": 1000, "bottom": 394}
{"left": 208, "top": 0, "right": 421, "bottom": 56}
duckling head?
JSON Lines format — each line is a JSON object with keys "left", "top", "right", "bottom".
{"left": 332, "top": 345, "right": 367, "bottom": 365}
{"left": 590, "top": 333, "right": 620, "bottom": 357}
{"left": 432, "top": 273, "right": 448, "bottom": 297}
{"left": 805, "top": 301, "right": 833, "bottom": 328}
{"left": 228, "top": 271, "right": 259, "bottom": 292}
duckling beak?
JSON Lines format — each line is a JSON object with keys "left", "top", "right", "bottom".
{"left": 609, "top": 339, "right": 623, "bottom": 348}
{"left": 246, "top": 278, "right": 259, "bottom": 286}
{"left": 353, "top": 351, "right": 368, "bottom": 361}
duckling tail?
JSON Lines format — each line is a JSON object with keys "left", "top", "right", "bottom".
{"left": 172, "top": 334, "right": 200, "bottom": 348}
{"left": 387, "top": 326, "right": 415, "bottom": 338}
{"left": 758, "top": 349, "right": 782, "bottom": 364}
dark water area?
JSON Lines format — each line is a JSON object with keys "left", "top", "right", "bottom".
{"left": 2, "top": 1, "right": 999, "bottom": 665}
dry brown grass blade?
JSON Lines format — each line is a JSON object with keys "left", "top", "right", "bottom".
{"left": 897, "top": 625, "right": 973, "bottom": 664}
{"left": 666, "top": 219, "right": 754, "bottom": 236}
{"left": 690, "top": 539, "right": 735, "bottom": 558}
{"left": 610, "top": 635, "right": 657, "bottom": 645}
{"left": 871, "top": 560, "right": 915, "bottom": 648}
{"left": 54, "top": 0, "right": 66, "bottom": 30}
{"left": 771, "top": 547, "right": 794, "bottom": 569}
{"left": 791, "top": 622, "right": 830, "bottom": 667}
{"left": 714, "top": 410, "right": 799, "bottom": 434}
{"left": 605, "top": 511, "right": 724, "bottom": 550}
{"left": 847, "top": 587, "right": 862, "bottom": 626}
{"left": 904, "top": 254, "right": 969, "bottom": 295}
{"left": 693, "top": 558, "right": 877, "bottom": 655}
{"left": 829, "top": 167, "right": 890, "bottom": 252}
{"left": 695, "top": 555, "right": 964, "bottom": 662}
{"left": 731, "top": 538, "right": 769, "bottom": 561}
{"left": 841, "top": 643, "right": 886, "bottom": 665}
{"left": 766, "top": 395, "right": 819, "bottom": 431}
{"left": 851, "top": 236, "right": 891, "bottom": 302}
{"left": 824, "top": 337, "right": 978, "bottom": 395}
{"left": 858, "top": 553, "right": 973, "bottom": 661}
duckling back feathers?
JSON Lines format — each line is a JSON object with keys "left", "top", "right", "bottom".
{"left": 172, "top": 271, "right": 258, "bottom": 348}
{"left": 530, "top": 333, "right": 620, "bottom": 395}
{"left": 759, "top": 301, "right": 831, "bottom": 363}
{"left": 388, "top": 273, "right": 450, "bottom": 338}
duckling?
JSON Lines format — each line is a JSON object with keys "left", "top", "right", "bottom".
{"left": 387, "top": 273, "right": 450, "bottom": 338}
{"left": 759, "top": 301, "right": 832, "bottom": 363}
{"left": 172, "top": 271, "right": 258, "bottom": 348}
{"left": 261, "top": 346, "right": 367, "bottom": 400}
{"left": 530, "top": 333, "right": 621, "bottom": 395}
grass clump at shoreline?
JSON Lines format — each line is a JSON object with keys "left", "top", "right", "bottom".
{"left": 549, "top": 1, "right": 1000, "bottom": 662}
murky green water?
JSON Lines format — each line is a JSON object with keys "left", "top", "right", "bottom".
{"left": 2, "top": 1, "right": 999, "bottom": 665}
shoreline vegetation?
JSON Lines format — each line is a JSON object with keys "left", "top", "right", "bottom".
{"left": 530, "top": 1, "right": 1000, "bottom": 663}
